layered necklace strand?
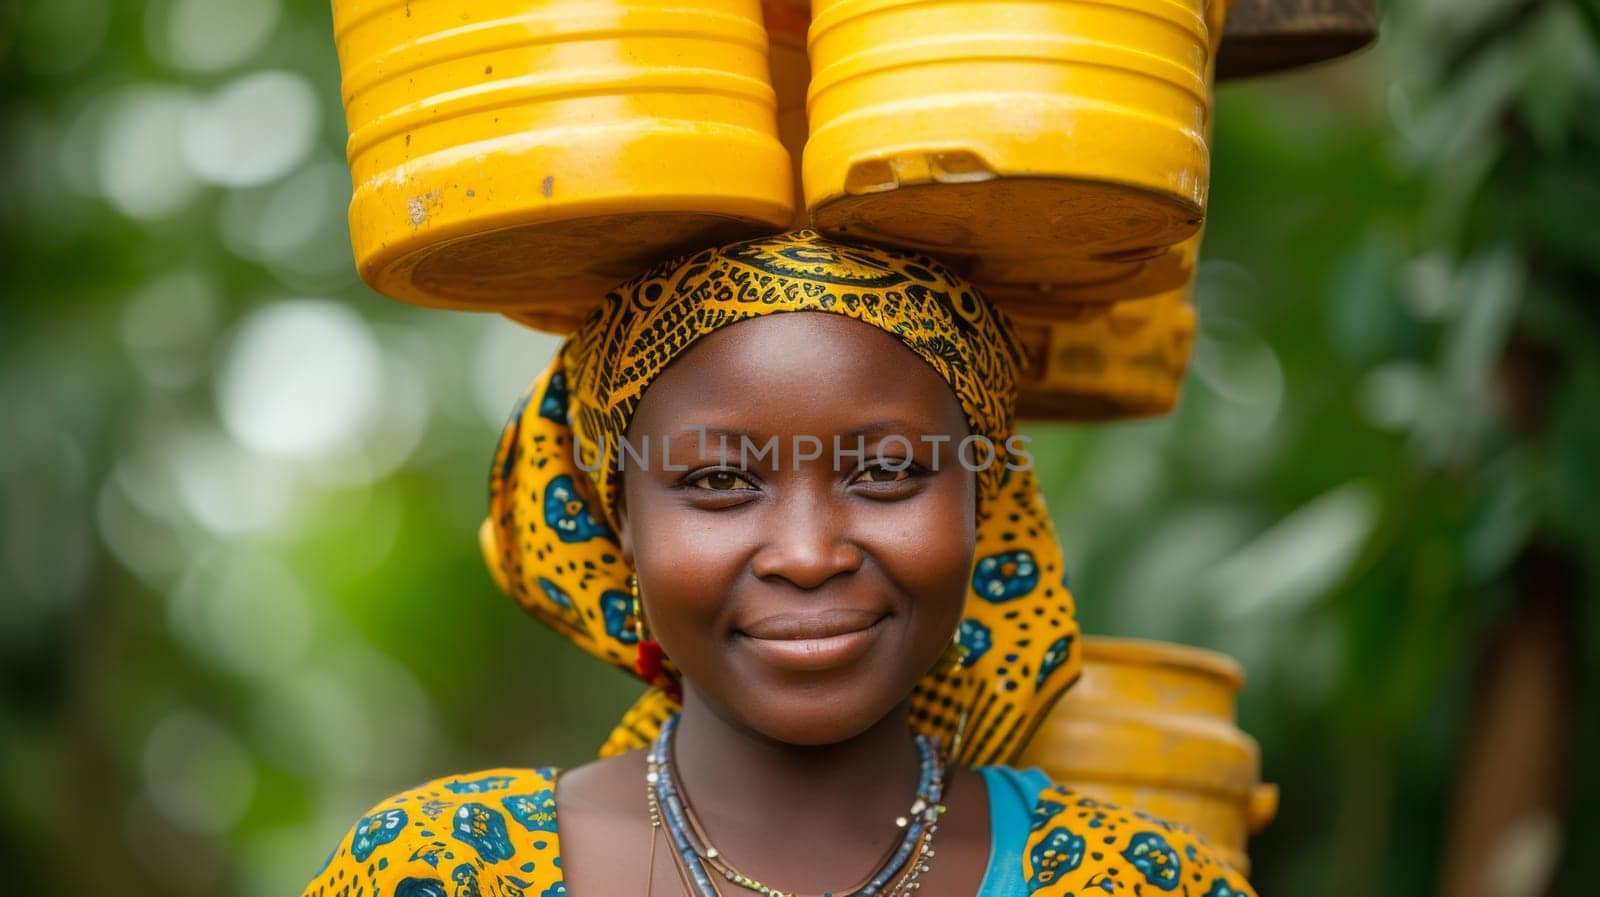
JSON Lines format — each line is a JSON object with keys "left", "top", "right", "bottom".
{"left": 645, "top": 714, "right": 947, "bottom": 897}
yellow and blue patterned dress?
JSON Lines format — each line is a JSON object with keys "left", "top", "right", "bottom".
{"left": 303, "top": 765, "right": 1254, "bottom": 897}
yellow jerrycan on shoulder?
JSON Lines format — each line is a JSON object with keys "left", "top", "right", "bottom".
{"left": 1018, "top": 636, "right": 1279, "bottom": 876}
{"left": 331, "top": 0, "right": 795, "bottom": 331}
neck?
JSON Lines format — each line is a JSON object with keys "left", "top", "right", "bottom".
{"left": 669, "top": 687, "right": 924, "bottom": 845}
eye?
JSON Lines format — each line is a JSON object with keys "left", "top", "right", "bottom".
{"left": 689, "top": 469, "right": 759, "bottom": 492}
{"left": 851, "top": 462, "right": 916, "bottom": 485}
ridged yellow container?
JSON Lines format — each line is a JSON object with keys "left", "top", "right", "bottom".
{"left": 805, "top": 0, "right": 1221, "bottom": 272}
{"left": 968, "top": 0, "right": 1227, "bottom": 318}
{"left": 1018, "top": 636, "right": 1278, "bottom": 876}
{"left": 332, "top": 0, "right": 795, "bottom": 330}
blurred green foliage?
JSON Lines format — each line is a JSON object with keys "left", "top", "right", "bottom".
{"left": 1, "top": 1, "right": 1597, "bottom": 895}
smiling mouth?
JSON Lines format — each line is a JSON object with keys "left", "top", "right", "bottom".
{"left": 735, "top": 609, "right": 889, "bottom": 672}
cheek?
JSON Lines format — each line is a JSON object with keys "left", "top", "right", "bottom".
{"left": 869, "top": 482, "right": 976, "bottom": 629}
{"left": 627, "top": 500, "right": 747, "bottom": 640}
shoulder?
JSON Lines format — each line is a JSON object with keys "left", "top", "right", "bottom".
{"left": 300, "top": 767, "right": 567, "bottom": 897}
{"left": 1018, "top": 779, "right": 1258, "bottom": 897}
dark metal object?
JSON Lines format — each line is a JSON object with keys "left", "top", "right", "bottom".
{"left": 1216, "top": 0, "right": 1380, "bottom": 80}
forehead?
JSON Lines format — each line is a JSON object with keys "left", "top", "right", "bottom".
{"left": 626, "top": 311, "right": 971, "bottom": 438}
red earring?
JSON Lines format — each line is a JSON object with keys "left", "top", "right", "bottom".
{"left": 629, "top": 574, "right": 675, "bottom": 698}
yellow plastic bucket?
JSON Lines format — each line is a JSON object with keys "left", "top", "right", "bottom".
{"left": 969, "top": 0, "right": 1226, "bottom": 319}
{"left": 332, "top": 0, "right": 794, "bottom": 326}
{"left": 1017, "top": 636, "right": 1278, "bottom": 875}
{"left": 1008, "top": 281, "right": 1197, "bottom": 420}
{"left": 804, "top": 0, "right": 1223, "bottom": 267}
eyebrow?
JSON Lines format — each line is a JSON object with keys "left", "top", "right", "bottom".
{"left": 675, "top": 420, "right": 924, "bottom": 444}
{"left": 842, "top": 419, "right": 917, "bottom": 438}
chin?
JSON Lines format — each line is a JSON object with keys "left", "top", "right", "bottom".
{"left": 722, "top": 675, "right": 912, "bottom": 747}
{"left": 743, "top": 701, "right": 894, "bottom": 747}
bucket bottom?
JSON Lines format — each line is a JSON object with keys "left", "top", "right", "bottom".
{"left": 976, "top": 247, "right": 1195, "bottom": 314}
{"left": 810, "top": 175, "right": 1202, "bottom": 263}
{"left": 374, "top": 211, "right": 772, "bottom": 328}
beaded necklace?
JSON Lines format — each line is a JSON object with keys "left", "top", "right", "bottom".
{"left": 645, "top": 714, "right": 947, "bottom": 897}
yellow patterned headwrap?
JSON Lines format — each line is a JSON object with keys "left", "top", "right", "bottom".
{"left": 480, "top": 230, "right": 1081, "bottom": 766}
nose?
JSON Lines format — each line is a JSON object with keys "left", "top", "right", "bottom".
{"left": 749, "top": 489, "right": 864, "bottom": 590}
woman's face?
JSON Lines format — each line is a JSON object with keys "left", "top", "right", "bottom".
{"left": 616, "top": 311, "right": 977, "bottom": 746}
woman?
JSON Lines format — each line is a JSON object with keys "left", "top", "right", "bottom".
{"left": 300, "top": 231, "right": 1256, "bottom": 897}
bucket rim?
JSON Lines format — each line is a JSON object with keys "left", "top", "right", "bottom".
{"left": 1080, "top": 635, "right": 1246, "bottom": 688}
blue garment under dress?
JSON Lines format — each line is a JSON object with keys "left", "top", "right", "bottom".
{"left": 974, "top": 765, "right": 1054, "bottom": 896}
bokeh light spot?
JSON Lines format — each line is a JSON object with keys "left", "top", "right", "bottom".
{"left": 142, "top": 711, "right": 259, "bottom": 834}
{"left": 164, "top": 0, "right": 281, "bottom": 74}
{"left": 95, "top": 85, "right": 202, "bottom": 219}
{"left": 218, "top": 300, "right": 382, "bottom": 460}
{"left": 184, "top": 71, "right": 318, "bottom": 187}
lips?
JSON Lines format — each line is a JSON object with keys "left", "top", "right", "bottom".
{"left": 735, "top": 608, "right": 889, "bottom": 672}
{"left": 739, "top": 608, "right": 886, "bottom": 640}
